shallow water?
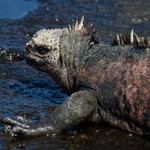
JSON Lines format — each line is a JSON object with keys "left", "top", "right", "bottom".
{"left": 0, "top": 0, "right": 39, "bottom": 19}
{"left": 0, "top": 0, "right": 150, "bottom": 150}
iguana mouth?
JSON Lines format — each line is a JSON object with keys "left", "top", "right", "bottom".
{"left": 25, "top": 46, "right": 44, "bottom": 66}
{"left": 25, "top": 53, "right": 42, "bottom": 66}
{"left": 25, "top": 52, "right": 46, "bottom": 73}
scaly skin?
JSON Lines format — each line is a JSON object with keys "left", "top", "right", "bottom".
{"left": 2, "top": 17, "right": 150, "bottom": 136}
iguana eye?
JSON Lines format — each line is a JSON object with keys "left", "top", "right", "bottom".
{"left": 36, "top": 46, "right": 49, "bottom": 55}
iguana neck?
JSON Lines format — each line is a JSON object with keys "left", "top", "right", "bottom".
{"left": 58, "top": 29, "right": 92, "bottom": 94}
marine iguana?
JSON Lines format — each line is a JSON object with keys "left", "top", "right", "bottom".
{"left": 2, "top": 17, "right": 150, "bottom": 136}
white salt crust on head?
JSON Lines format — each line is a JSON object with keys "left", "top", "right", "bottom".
{"left": 26, "top": 28, "right": 68, "bottom": 51}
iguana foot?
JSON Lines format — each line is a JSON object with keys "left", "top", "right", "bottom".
{"left": 2, "top": 116, "right": 54, "bottom": 136}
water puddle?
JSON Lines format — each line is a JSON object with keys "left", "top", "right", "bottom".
{"left": 0, "top": 0, "right": 39, "bottom": 19}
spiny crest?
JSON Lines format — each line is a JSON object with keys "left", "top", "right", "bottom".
{"left": 69, "top": 16, "right": 98, "bottom": 45}
{"left": 112, "top": 29, "right": 150, "bottom": 47}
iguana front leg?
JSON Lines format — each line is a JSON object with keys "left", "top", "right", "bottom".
{"left": 2, "top": 91, "right": 97, "bottom": 136}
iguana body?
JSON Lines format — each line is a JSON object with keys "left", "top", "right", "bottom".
{"left": 3, "top": 17, "right": 150, "bottom": 136}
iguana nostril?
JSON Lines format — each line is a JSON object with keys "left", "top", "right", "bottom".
{"left": 25, "top": 45, "right": 32, "bottom": 54}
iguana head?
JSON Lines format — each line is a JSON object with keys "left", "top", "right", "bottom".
{"left": 25, "top": 28, "right": 65, "bottom": 80}
{"left": 25, "top": 17, "right": 85, "bottom": 73}
{"left": 25, "top": 17, "right": 97, "bottom": 92}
